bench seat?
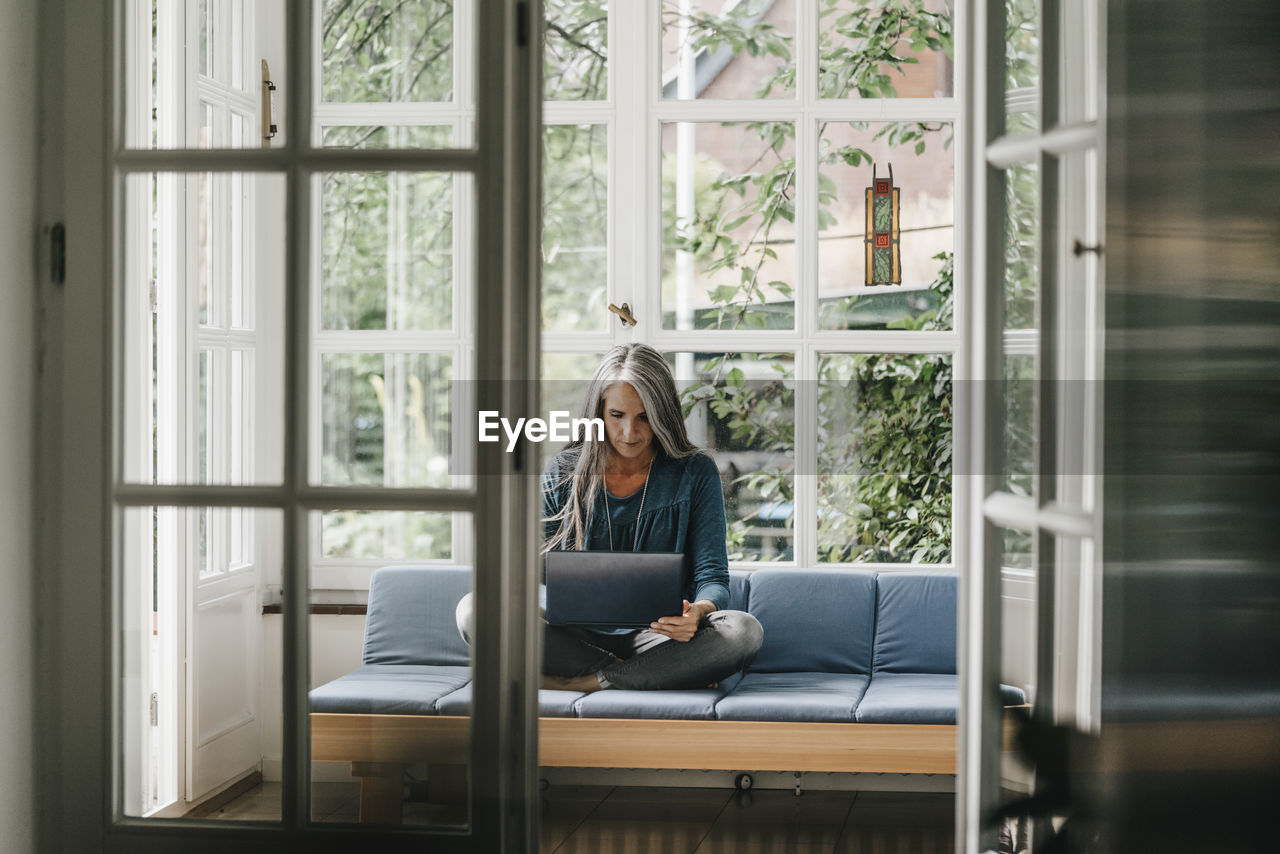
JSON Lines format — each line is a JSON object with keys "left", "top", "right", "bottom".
{"left": 309, "top": 564, "right": 1027, "bottom": 822}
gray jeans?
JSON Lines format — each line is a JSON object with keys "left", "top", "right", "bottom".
{"left": 454, "top": 593, "right": 763, "bottom": 691}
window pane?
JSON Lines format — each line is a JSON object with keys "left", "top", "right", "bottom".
{"left": 1004, "top": 0, "right": 1039, "bottom": 132}
{"left": 543, "top": 124, "right": 609, "bottom": 332}
{"left": 319, "top": 352, "right": 458, "bottom": 488}
{"left": 121, "top": 173, "right": 285, "bottom": 486}
{"left": 539, "top": 353, "right": 605, "bottom": 474}
{"left": 321, "top": 0, "right": 454, "bottom": 103}
{"left": 127, "top": 1, "right": 280, "bottom": 149}
{"left": 545, "top": 0, "right": 608, "bottom": 100}
{"left": 308, "top": 534, "right": 474, "bottom": 828}
{"left": 662, "top": 0, "right": 795, "bottom": 100}
{"left": 817, "top": 352, "right": 952, "bottom": 563}
{"left": 670, "top": 352, "right": 796, "bottom": 562}
{"left": 320, "top": 125, "right": 457, "bottom": 149}
{"left": 1004, "top": 162, "right": 1039, "bottom": 331}
{"left": 119, "top": 507, "right": 283, "bottom": 820}
{"left": 320, "top": 172, "right": 455, "bottom": 331}
{"left": 662, "top": 121, "right": 797, "bottom": 331}
{"left": 1001, "top": 162, "right": 1039, "bottom": 497}
{"left": 996, "top": 522, "right": 1037, "bottom": 845}
{"left": 817, "top": 121, "right": 954, "bottom": 330}
{"left": 320, "top": 510, "right": 456, "bottom": 562}
{"left": 818, "top": 0, "right": 953, "bottom": 99}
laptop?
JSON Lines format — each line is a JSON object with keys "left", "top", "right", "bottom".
{"left": 544, "top": 550, "right": 685, "bottom": 628}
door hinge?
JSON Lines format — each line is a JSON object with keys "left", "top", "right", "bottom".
{"left": 150, "top": 692, "right": 158, "bottom": 726}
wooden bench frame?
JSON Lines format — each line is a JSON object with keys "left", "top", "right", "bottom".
{"left": 311, "top": 713, "right": 962, "bottom": 823}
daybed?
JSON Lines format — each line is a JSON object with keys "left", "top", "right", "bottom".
{"left": 310, "top": 564, "right": 1026, "bottom": 823}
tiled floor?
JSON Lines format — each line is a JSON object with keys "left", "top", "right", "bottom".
{"left": 208, "top": 781, "right": 956, "bottom": 853}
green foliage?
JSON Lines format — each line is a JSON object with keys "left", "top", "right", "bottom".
{"left": 545, "top": 0, "right": 609, "bottom": 100}
{"left": 1004, "top": 0, "right": 1039, "bottom": 92}
{"left": 321, "top": 0, "right": 454, "bottom": 102}
{"left": 817, "top": 0, "right": 953, "bottom": 100}
{"left": 816, "top": 260, "right": 954, "bottom": 563}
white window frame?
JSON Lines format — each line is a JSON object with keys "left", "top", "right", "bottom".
{"left": 959, "top": 0, "right": 1106, "bottom": 851}
{"left": 92, "top": 0, "right": 543, "bottom": 849}
{"left": 539, "top": 0, "right": 970, "bottom": 572}
{"left": 305, "top": 1, "right": 966, "bottom": 587}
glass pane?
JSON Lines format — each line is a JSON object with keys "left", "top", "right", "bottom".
{"left": 121, "top": 173, "right": 285, "bottom": 486}
{"left": 539, "top": 352, "right": 606, "bottom": 474}
{"left": 1004, "top": 0, "right": 1039, "bottom": 133}
{"left": 321, "top": 0, "right": 454, "bottom": 103}
{"left": 320, "top": 510, "right": 456, "bottom": 562}
{"left": 818, "top": 0, "right": 953, "bottom": 99}
{"left": 543, "top": 124, "right": 609, "bottom": 332}
{"left": 119, "top": 507, "right": 283, "bottom": 820}
{"left": 319, "top": 352, "right": 459, "bottom": 488}
{"left": 320, "top": 172, "right": 456, "bottom": 331}
{"left": 670, "top": 352, "right": 796, "bottom": 562}
{"left": 309, "top": 515, "right": 474, "bottom": 828}
{"left": 127, "top": 1, "right": 280, "bottom": 149}
{"left": 817, "top": 121, "right": 954, "bottom": 330}
{"left": 662, "top": 0, "right": 795, "bottom": 100}
{"left": 545, "top": 0, "right": 608, "bottom": 100}
{"left": 321, "top": 125, "right": 456, "bottom": 149}
{"left": 662, "top": 122, "right": 797, "bottom": 330}
{"left": 1002, "top": 353, "right": 1037, "bottom": 497}
{"left": 996, "top": 523, "right": 1037, "bottom": 850}
{"left": 1001, "top": 162, "right": 1039, "bottom": 496}
{"left": 817, "top": 352, "right": 952, "bottom": 563}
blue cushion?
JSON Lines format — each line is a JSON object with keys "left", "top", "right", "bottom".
{"left": 574, "top": 688, "right": 724, "bottom": 720}
{"left": 363, "top": 565, "right": 472, "bottom": 666}
{"left": 873, "top": 572, "right": 957, "bottom": 674}
{"left": 434, "top": 684, "right": 584, "bottom": 717}
{"left": 746, "top": 569, "right": 877, "bottom": 674}
{"left": 855, "top": 672, "right": 959, "bottom": 724}
{"left": 727, "top": 570, "right": 751, "bottom": 613}
{"left": 714, "top": 672, "right": 870, "bottom": 722}
{"left": 309, "top": 664, "right": 471, "bottom": 715}
{"left": 1002, "top": 683, "right": 1028, "bottom": 706}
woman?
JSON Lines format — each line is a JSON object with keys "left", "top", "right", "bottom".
{"left": 457, "top": 343, "right": 763, "bottom": 692}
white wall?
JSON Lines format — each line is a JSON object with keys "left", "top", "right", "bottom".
{"left": 0, "top": 0, "right": 40, "bottom": 849}
{"left": 262, "top": 615, "right": 367, "bottom": 781}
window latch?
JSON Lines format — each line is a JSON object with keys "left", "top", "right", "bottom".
{"left": 608, "top": 302, "right": 638, "bottom": 327}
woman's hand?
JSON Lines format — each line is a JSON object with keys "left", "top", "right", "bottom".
{"left": 649, "top": 600, "right": 714, "bottom": 643}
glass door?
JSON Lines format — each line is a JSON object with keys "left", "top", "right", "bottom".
{"left": 106, "top": 0, "right": 543, "bottom": 848}
{"left": 960, "top": 0, "right": 1105, "bottom": 851}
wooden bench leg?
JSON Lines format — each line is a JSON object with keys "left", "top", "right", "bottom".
{"left": 351, "top": 761, "right": 407, "bottom": 824}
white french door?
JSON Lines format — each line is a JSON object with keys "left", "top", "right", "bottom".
{"left": 45, "top": 0, "right": 544, "bottom": 850}
{"left": 960, "top": 0, "right": 1105, "bottom": 851}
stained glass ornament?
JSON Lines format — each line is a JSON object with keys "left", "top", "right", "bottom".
{"left": 865, "top": 163, "right": 902, "bottom": 285}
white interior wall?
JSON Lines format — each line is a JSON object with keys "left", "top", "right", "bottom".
{"left": 0, "top": 0, "right": 40, "bottom": 849}
{"left": 262, "top": 614, "right": 367, "bottom": 780}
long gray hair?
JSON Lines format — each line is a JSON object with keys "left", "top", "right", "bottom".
{"left": 543, "top": 344, "right": 699, "bottom": 553}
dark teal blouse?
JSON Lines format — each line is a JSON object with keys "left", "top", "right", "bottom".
{"left": 542, "top": 449, "right": 731, "bottom": 613}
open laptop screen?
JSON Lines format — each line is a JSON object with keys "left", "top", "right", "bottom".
{"left": 544, "top": 551, "right": 684, "bottom": 628}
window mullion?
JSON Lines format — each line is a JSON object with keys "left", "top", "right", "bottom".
{"left": 611, "top": 0, "right": 645, "bottom": 342}
{"left": 797, "top": 343, "right": 818, "bottom": 567}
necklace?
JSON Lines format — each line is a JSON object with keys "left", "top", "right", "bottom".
{"left": 604, "top": 455, "right": 653, "bottom": 552}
